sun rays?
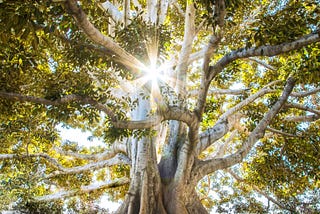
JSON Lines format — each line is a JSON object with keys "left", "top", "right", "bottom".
{"left": 116, "top": 36, "right": 183, "bottom": 112}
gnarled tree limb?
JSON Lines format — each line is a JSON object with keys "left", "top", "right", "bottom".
{"left": 192, "top": 77, "right": 295, "bottom": 183}
{"left": 195, "top": 80, "right": 280, "bottom": 157}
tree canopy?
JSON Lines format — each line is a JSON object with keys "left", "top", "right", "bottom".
{"left": 0, "top": 0, "right": 319, "bottom": 213}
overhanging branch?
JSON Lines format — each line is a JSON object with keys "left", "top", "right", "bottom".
{"left": 54, "top": 141, "right": 127, "bottom": 161}
{"left": 46, "top": 153, "right": 131, "bottom": 178}
{"left": 208, "top": 31, "right": 320, "bottom": 81}
{"left": 0, "top": 152, "right": 130, "bottom": 178}
{"left": 0, "top": 91, "right": 117, "bottom": 121}
{"left": 34, "top": 177, "right": 129, "bottom": 202}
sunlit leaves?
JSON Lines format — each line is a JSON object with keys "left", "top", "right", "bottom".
{"left": 0, "top": 0, "right": 319, "bottom": 212}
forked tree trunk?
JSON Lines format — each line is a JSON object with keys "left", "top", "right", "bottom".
{"left": 116, "top": 115, "right": 208, "bottom": 214}
{"left": 116, "top": 135, "right": 208, "bottom": 214}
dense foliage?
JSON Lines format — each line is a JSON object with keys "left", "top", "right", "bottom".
{"left": 0, "top": 0, "right": 319, "bottom": 213}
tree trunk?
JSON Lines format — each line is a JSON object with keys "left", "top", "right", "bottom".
{"left": 116, "top": 136, "right": 167, "bottom": 214}
{"left": 116, "top": 140, "right": 208, "bottom": 214}
{"left": 116, "top": 119, "right": 207, "bottom": 214}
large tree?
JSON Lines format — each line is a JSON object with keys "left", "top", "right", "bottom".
{"left": 0, "top": 0, "right": 319, "bottom": 213}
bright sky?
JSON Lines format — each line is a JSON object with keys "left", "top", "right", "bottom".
{"left": 57, "top": 125, "right": 120, "bottom": 212}
{"left": 57, "top": 124, "right": 105, "bottom": 147}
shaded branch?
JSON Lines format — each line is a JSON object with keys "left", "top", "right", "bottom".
{"left": 34, "top": 177, "right": 129, "bottom": 202}
{"left": 214, "top": 0, "right": 226, "bottom": 29}
{"left": 0, "top": 91, "right": 118, "bottom": 120}
{"left": 0, "top": 153, "right": 64, "bottom": 170}
{"left": 0, "top": 91, "right": 196, "bottom": 129}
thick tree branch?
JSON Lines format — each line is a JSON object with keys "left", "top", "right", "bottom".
{"left": 159, "top": 0, "right": 169, "bottom": 25}
{"left": 175, "top": 1, "right": 195, "bottom": 95}
{"left": 195, "top": 121, "right": 229, "bottom": 156}
{"left": 34, "top": 177, "right": 129, "bottom": 202}
{"left": 192, "top": 77, "right": 295, "bottom": 183}
{"left": 0, "top": 91, "right": 196, "bottom": 130}
{"left": 64, "top": 0, "right": 144, "bottom": 72}
{"left": 147, "top": 0, "right": 158, "bottom": 23}
{"left": 99, "top": 1, "right": 124, "bottom": 23}
{"left": 195, "top": 81, "right": 279, "bottom": 156}
{"left": 208, "top": 31, "right": 320, "bottom": 81}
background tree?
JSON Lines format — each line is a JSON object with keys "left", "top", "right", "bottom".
{"left": 0, "top": 0, "right": 319, "bottom": 213}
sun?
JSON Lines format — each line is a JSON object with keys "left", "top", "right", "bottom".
{"left": 141, "top": 62, "right": 163, "bottom": 84}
